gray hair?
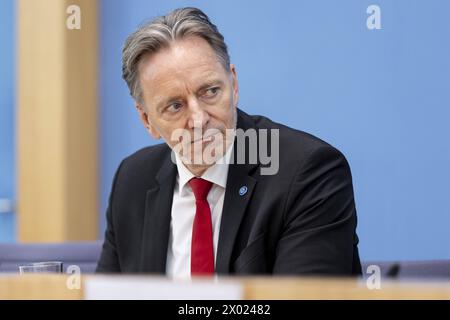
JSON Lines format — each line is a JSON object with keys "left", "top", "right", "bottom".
{"left": 122, "top": 7, "right": 231, "bottom": 104}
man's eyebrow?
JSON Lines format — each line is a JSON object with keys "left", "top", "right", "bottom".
{"left": 155, "top": 80, "right": 225, "bottom": 111}
{"left": 196, "top": 79, "right": 224, "bottom": 92}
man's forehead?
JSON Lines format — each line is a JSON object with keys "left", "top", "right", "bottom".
{"left": 144, "top": 67, "right": 223, "bottom": 95}
{"left": 139, "top": 37, "right": 223, "bottom": 82}
{"left": 143, "top": 60, "right": 222, "bottom": 85}
{"left": 139, "top": 43, "right": 227, "bottom": 104}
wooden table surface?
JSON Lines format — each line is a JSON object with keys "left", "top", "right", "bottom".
{"left": 1, "top": 274, "right": 450, "bottom": 300}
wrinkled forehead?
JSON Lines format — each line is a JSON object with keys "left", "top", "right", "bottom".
{"left": 138, "top": 36, "right": 227, "bottom": 91}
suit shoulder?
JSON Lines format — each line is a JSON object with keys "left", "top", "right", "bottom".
{"left": 251, "top": 114, "right": 334, "bottom": 150}
{"left": 123, "top": 143, "right": 169, "bottom": 162}
{"left": 246, "top": 112, "right": 349, "bottom": 172}
{"left": 119, "top": 143, "right": 170, "bottom": 178}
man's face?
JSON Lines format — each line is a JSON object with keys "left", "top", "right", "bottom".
{"left": 136, "top": 36, "right": 239, "bottom": 173}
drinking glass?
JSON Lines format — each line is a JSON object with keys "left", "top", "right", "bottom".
{"left": 19, "top": 261, "right": 63, "bottom": 274}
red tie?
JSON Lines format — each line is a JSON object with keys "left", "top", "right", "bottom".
{"left": 189, "top": 177, "right": 214, "bottom": 275}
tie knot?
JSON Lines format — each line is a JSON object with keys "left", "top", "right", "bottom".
{"left": 189, "top": 178, "right": 213, "bottom": 200}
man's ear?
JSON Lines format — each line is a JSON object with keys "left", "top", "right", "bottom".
{"left": 229, "top": 63, "right": 239, "bottom": 108}
{"left": 135, "top": 104, "right": 161, "bottom": 139}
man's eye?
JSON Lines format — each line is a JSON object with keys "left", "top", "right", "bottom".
{"left": 167, "top": 103, "right": 182, "bottom": 113}
{"left": 204, "top": 87, "right": 220, "bottom": 98}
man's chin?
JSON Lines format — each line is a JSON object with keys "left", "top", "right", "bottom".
{"left": 181, "top": 152, "right": 225, "bottom": 167}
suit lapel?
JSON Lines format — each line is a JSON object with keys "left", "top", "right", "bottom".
{"left": 215, "top": 161, "right": 258, "bottom": 273}
{"left": 140, "top": 150, "right": 177, "bottom": 273}
{"left": 216, "top": 110, "right": 260, "bottom": 273}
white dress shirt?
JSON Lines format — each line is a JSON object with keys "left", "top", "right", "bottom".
{"left": 166, "top": 145, "right": 233, "bottom": 279}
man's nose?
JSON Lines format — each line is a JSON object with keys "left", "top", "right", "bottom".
{"left": 187, "top": 99, "right": 210, "bottom": 129}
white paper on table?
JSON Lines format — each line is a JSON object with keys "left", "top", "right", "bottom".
{"left": 84, "top": 276, "right": 244, "bottom": 300}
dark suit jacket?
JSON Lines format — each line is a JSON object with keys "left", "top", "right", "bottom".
{"left": 97, "top": 109, "right": 361, "bottom": 275}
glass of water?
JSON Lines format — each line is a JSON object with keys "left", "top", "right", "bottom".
{"left": 19, "top": 261, "right": 63, "bottom": 274}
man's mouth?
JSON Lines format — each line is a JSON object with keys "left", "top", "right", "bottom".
{"left": 191, "top": 135, "right": 214, "bottom": 144}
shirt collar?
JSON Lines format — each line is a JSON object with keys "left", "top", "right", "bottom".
{"left": 175, "top": 142, "right": 233, "bottom": 196}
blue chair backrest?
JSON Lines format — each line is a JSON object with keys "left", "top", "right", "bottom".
{"left": 0, "top": 241, "right": 102, "bottom": 274}
{"left": 362, "top": 260, "right": 450, "bottom": 279}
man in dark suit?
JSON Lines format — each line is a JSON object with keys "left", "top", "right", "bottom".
{"left": 97, "top": 7, "right": 361, "bottom": 276}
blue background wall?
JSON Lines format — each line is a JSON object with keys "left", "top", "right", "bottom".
{"left": 99, "top": 0, "right": 450, "bottom": 261}
{"left": 0, "top": 0, "right": 16, "bottom": 242}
